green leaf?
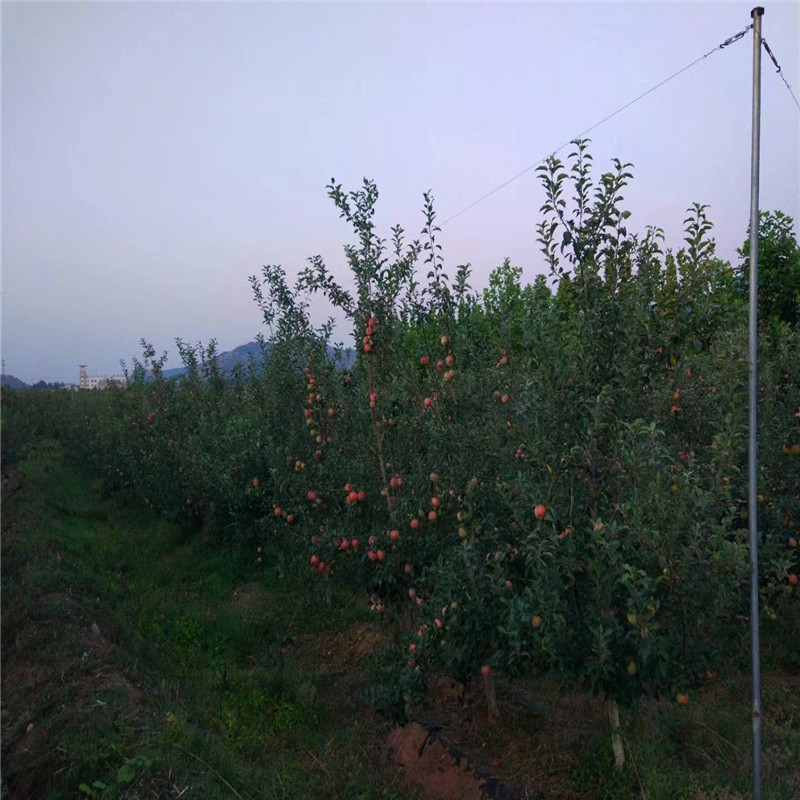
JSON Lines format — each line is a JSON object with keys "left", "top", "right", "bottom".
{"left": 117, "top": 760, "right": 137, "bottom": 783}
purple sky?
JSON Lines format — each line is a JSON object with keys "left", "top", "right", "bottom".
{"left": 3, "top": 2, "right": 799, "bottom": 384}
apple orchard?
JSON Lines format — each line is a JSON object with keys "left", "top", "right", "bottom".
{"left": 44, "top": 143, "right": 800, "bottom": 737}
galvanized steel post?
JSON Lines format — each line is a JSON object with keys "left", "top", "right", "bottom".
{"left": 748, "top": 7, "right": 764, "bottom": 800}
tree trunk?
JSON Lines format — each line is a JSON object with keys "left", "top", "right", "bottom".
{"left": 607, "top": 698, "right": 625, "bottom": 770}
{"left": 483, "top": 671, "right": 500, "bottom": 720}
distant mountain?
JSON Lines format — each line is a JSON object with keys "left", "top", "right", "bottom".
{"left": 1, "top": 374, "right": 30, "bottom": 390}
{"left": 162, "top": 341, "right": 265, "bottom": 379}
{"left": 1, "top": 375, "right": 70, "bottom": 391}
{"left": 161, "top": 341, "right": 355, "bottom": 380}
{"left": 160, "top": 367, "right": 188, "bottom": 380}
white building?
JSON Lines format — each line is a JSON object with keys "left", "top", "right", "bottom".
{"left": 78, "top": 366, "right": 126, "bottom": 390}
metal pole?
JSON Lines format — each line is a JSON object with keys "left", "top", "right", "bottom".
{"left": 748, "top": 7, "right": 764, "bottom": 800}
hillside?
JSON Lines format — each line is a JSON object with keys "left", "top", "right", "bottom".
{"left": 0, "top": 375, "right": 29, "bottom": 391}
{"left": 162, "top": 340, "right": 355, "bottom": 379}
{"left": 0, "top": 342, "right": 356, "bottom": 389}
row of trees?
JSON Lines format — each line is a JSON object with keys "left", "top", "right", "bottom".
{"left": 12, "top": 140, "right": 799, "bottom": 766}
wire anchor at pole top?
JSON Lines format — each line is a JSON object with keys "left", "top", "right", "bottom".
{"left": 719, "top": 25, "right": 753, "bottom": 49}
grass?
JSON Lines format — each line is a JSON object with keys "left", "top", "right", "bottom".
{"left": 1, "top": 441, "right": 415, "bottom": 800}
{"left": 2, "top": 438, "right": 799, "bottom": 800}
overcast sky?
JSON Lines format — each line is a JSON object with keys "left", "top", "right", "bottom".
{"left": 3, "top": 1, "right": 799, "bottom": 384}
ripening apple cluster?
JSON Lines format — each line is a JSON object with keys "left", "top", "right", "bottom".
{"left": 308, "top": 552, "right": 329, "bottom": 575}
{"left": 362, "top": 315, "right": 378, "bottom": 355}
{"left": 334, "top": 534, "right": 360, "bottom": 552}
{"left": 309, "top": 528, "right": 361, "bottom": 576}
{"left": 400, "top": 505, "right": 551, "bottom": 680}
{"left": 294, "top": 337, "right": 565, "bottom": 684}
{"left": 426, "top": 472, "right": 440, "bottom": 522}
{"left": 272, "top": 502, "right": 295, "bottom": 523}
{"left": 303, "top": 365, "right": 329, "bottom": 461}
{"left": 343, "top": 482, "right": 366, "bottom": 505}
{"left": 306, "top": 490, "right": 323, "bottom": 508}
{"left": 419, "top": 335, "right": 456, "bottom": 394}
{"left": 406, "top": 598, "right": 480, "bottom": 671}
{"left": 367, "top": 535, "right": 387, "bottom": 563}
{"left": 671, "top": 386, "right": 682, "bottom": 415}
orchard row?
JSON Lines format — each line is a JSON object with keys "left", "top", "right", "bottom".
{"left": 31, "top": 149, "right": 800, "bottom": 730}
